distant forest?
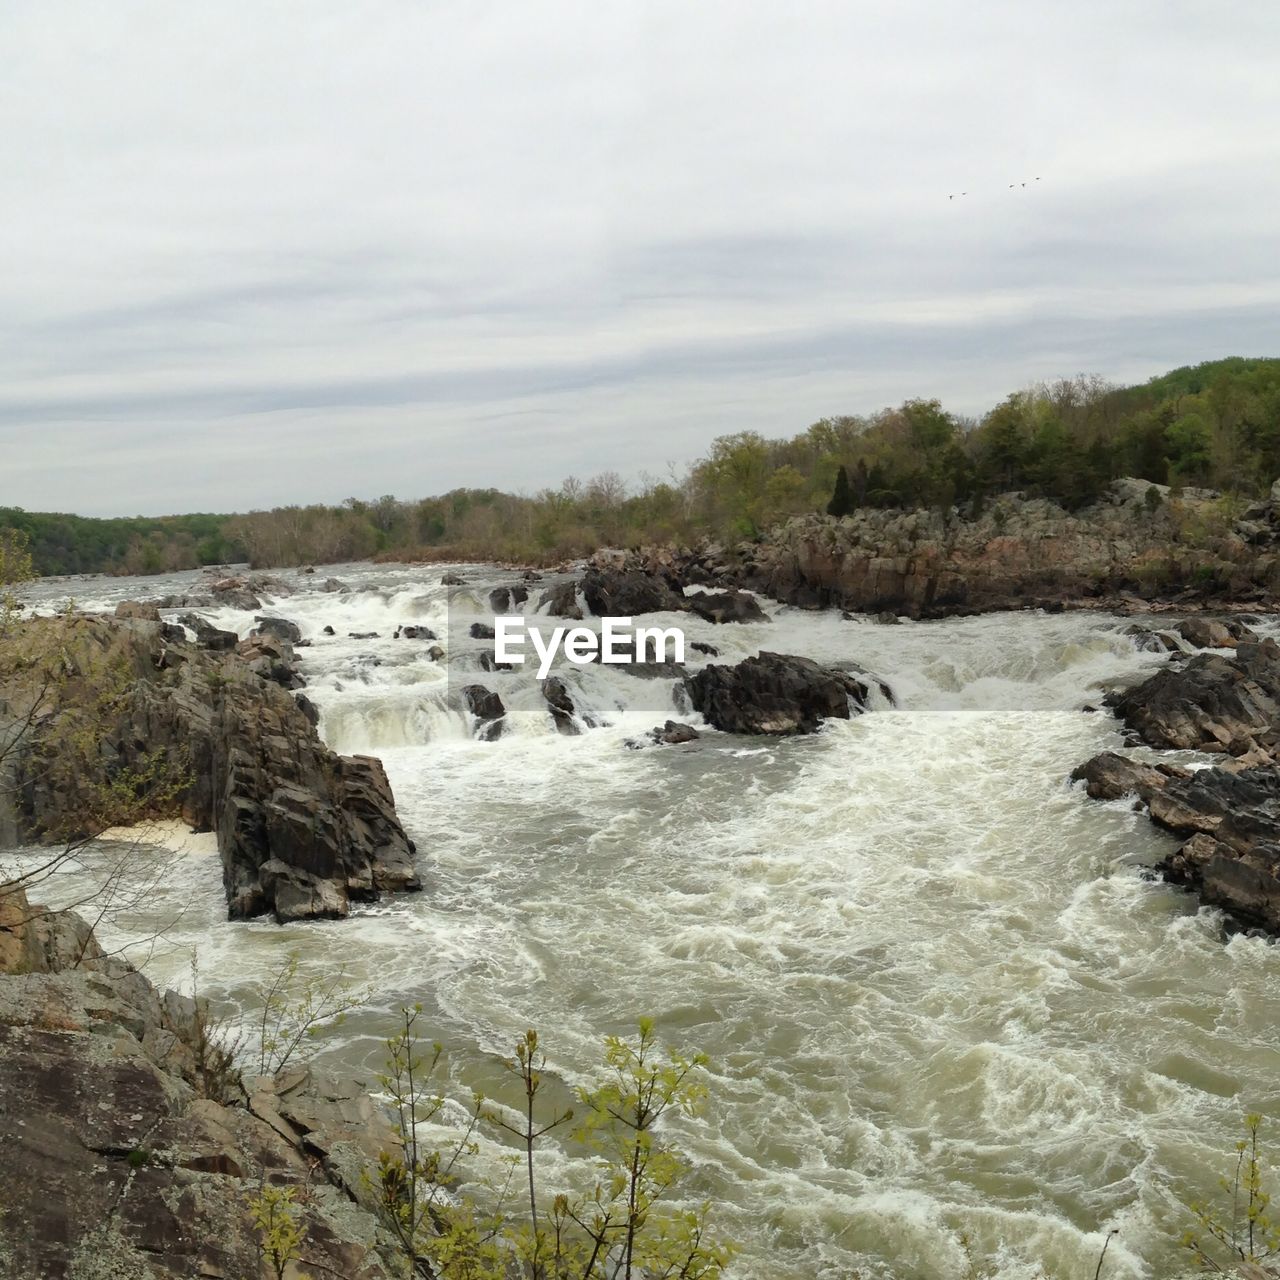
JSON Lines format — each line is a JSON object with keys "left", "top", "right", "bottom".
{"left": 5, "top": 356, "right": 1280, "bottom": 576}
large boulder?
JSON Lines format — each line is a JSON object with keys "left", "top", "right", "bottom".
{"left": 581, "top": 568, "right": 688, "bottom": 618}
{"left": 538, "top": 580, "right": 583, "bottom": 619}
{"left": 253, "top": 615, "right": 303, "bottom": 645}
{"left": 1106, "top": 639, "right": 1280, "bottom": 758}
{"left": 686, "top": 590, "right": 768, "bottom": 624}
{"left": 1174, "top": 616, "right": 1258, "bottom": 649}
{"left": 177, "top": 612, "right": 238, "bottom": 651}
{"left": 1070, "top": 751, "right": 1189, "bottom": 802}
{"left": 685, "top": 651, "right": 891, "bottom": 735}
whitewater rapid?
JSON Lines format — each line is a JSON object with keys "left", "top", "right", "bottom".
{"left": 17, "top": 563, "right": 1280, "bottom": 1280}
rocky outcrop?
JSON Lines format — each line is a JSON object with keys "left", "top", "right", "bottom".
{"left": 115, "top": 600, "right": 162, "bottom": 621}
{"left": 489, "top": 585, "right": 529, "bottom": 612}
{"left": 0, "top": 891, "right": 395, "bottom": 1278}
{"left": 1076, "top": 635, "right": 1280, "bottom": 934}
{"left": 1069, "top": 751, "right": 1189, "bottom": 802}
{"left": 1106, "top": 639, "right": 1280, "bottom": 761}
{"left": 669, "top": 481, "right": 1280, "bottom": 618}
{"left": 7, "top": 615, "right": 419, "bottom": 924}
{"left": 686, "top": 651, "right": 891, "bottom": 735}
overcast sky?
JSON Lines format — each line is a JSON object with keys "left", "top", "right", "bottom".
{"left": 3, "top": 1, "right": 1278, "bottom": 517}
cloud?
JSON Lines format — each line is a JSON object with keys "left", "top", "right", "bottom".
{"left": 1, "top": 0, "right": 1277, "bottom": 515}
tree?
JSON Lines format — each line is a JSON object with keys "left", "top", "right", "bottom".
{"left": 826, "top": 465, "right": 855, "bottom": 517}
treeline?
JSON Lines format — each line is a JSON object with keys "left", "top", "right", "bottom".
{"left": 6, "top": 356, "right": 1280, "bottom": 574}
{"left": 0, "top": 508, "right": 241, "bottom": 577}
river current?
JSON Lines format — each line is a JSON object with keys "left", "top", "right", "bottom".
{"left": 17, "top": 563, "right": 1280, "bottom": 1280}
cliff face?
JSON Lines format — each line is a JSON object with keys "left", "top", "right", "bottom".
{"left": 682, "top": 481, "right": 1280, "bottom": 617}
{"left": 0, "top": 889, "right": 396, "bottom": 1278}
{"left": 4, "top": 614, "right": 420, "bottom": 923}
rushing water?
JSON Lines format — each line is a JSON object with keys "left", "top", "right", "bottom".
{"left": 15, "top": 564, "right": 1280, "bottom": 1280}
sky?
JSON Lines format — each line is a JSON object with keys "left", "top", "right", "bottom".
{"left": 2, "top": 1, "right": 1278, "bottom": 517}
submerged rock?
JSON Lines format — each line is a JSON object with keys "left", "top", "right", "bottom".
{"left": 685, "top": 651, "right": 891, "bottom": 735}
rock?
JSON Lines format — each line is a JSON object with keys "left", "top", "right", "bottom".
{"left": 208, "top": 577, "right": 261, "bottom": 611}
{"left": 1106, "top": 639, "right": 1280, "bottom": 757}
{"left": 1151, "top": 766, "right": 1280, "bottom": 932}
{"left": 686, "top": 590, "right": 768, "bottom": 624}
{"left": 253, "top": 615, "right": 303, "bottom": 645}
{"left": 1121, "top": 623, "right": 1183, "bottom": 653}
{"left": 478, "top": 652, "right": 514, "bottom": 672}
{"left": 399, "top": 625, "right": 436, "bottom": 641}
{"left": 650, "top": 720, "right": 700, "bottom": 745}
{"left": 521, "top": 570, "right": 543, "bottom": 582}
{"left": 177, "top": 612, "right": 238, "bottom": 651}
{"left": 690, "top": 641, "right": 719, "bottom": 656}
{"left": 541, "top": 676, "right": 580, "bottom": 734}
{"left": 441, "top": 572, "right": 466, "bottom": 585}
{"left": 323, "top": 624, "right": 336, "bottom": 635}
{"left": 470, "top": 623, "right": 496, "bottom": 640}
{"left": 538, "top": 580, "right": 583, "bottom": 620}
{"left": 876, "top": 611, "right": 902, "bottom": 625}
{"left": 0, "top": 893, "right": 396, "bottom": 1278}
{"left": 295, "top": 692, "right": 320, "bottom": 727}
{"left": 427, "top": 645, "right": 445, "bottom": 662}
{"left": 1175, "top": 617, "right": 1258, "bottom": 649}
{"left": 685, "top": 651, "right": 892, "bottom": 735}
{"left": 114, "top": 600, "right": 162, "bottom": 621}
{"left": 1069, "top": 751, "right": 1189, "bottom": 802}
{"left": 321, "top": 577, "right": 347, "bottom": 592}
{"left": 7, "top": 616, "right": 419, "bottom": 924}
{"left": 463, "top": 685, "right": 505, "bottom": 740}
{"left": 237, "top": 633, "right": 304, "bottom": 690}
{"left": 349, "top": 631, "right": 380, "bottom": 640}
{"left": 581, "top": 568, "right": 688, "bottom": 618}
{"left": 489, "top": 586, "right": 529, "bottom": 612}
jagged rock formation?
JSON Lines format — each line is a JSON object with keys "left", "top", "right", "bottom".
{"left": 0, "top": 890, "right": 395, "bottom": 1278}
{"left": 1074, "top": 631, "right": 1280, "bottom": 934}
{"left": 685, "top": 651, "right": 892, "bottom": 735}
{"left": 6, "top": 615, "right": 419, "bottom": 924}
{"left": 635, "top": 481, "right": 1280, "bottom": 618}
{"left": 580, "top": 567, "right": 688, "bottom": 617}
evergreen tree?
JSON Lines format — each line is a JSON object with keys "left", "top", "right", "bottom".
{"left": 826, "top": 465, "right": 855, "bottom": 517}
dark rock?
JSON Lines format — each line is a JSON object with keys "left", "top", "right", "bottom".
{"left": 489, "top": 586, "right": 529, "bottom": 612}
{"left": 253, "top": 616, "right": 303, "bottom": 645}
{"left": 295, "top": 693, "right": 320, "bottom": 727}
{"left": 323, "top": 624, "right": 336, "bottom": 635}
{"left": 1150, "top": 766, "right": 1280, "bottom": 931}
{"left": 876, "top": 611, "right": 902, "bottom": 625}
{"left": 1121, "top": 623, "right": 1183, "bottom": 653}
{"left": 208, "top": 577, "right": 261, "bottom": 611}
{"left": 650, "top": 720, "right": 700, "bottom": 745}
{"left": 478, "top": 652, "right": 514, "bottom": 672}
{"left": 537, "top": 581, "right": 583, "bottom": 619}
{"left": 470, "top": 623, "right": 496, "bottom": 640}
{"left": 685, "top": 651, "right": 892, "bottom": 735}
{"left": 178, "top": 612, "right": 238, "bottom": 651}
{"left": 686, "top": 590, "right": 768, "bottom": 624}
{"left": 399, "top": 625, "right": 436, "bottom": 641}
{"left": 1106, "top": 639, "right": 1280, "bottom": 759}
{"left": 581, "top": 568, "right": 688, "bottom": 618}
{"left": 348, "top": 631, "right": 380, "bottom": 640}
{"left": 441, "top": 572, "right": 466, "bottom": 585}
{"left": 8, "top": 616, "right": 418, "bottom": 924}
{"left": 463, "top": 685, "right": 506, "bottom": 740}
{"left": 541, "top": 676, "right": 580, "bottom": 734}
{"left": 690, "top": 641, "right": 719, "bottom": 656}
{"left": 1070, "top": 751, "right": 1189, "bottom": 802}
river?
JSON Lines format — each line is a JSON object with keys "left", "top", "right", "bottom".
{"left": 16, "top": 563, "right": 1280, "bottom": 1280}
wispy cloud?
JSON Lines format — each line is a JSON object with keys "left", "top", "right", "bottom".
{"left": 2, "top": 0, "right": 1277, "bottom": 515}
